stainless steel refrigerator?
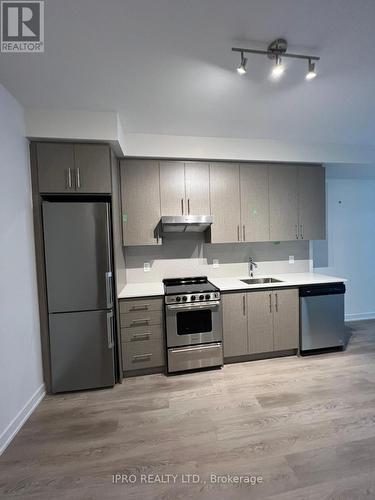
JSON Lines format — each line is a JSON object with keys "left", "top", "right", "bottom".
{"left": 42, "top": 201, "right": 115, "bottom": 393}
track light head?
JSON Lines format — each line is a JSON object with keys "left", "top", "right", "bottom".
{"left": 306, "top": 59, "right": 317, "bottom": 80}
{"left": 271, "top": 55, "right": 285, "bottom": 78}
{"left": 237, "top": 52, "right": 247, "bottom": 75}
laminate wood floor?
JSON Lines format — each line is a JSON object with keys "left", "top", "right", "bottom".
{"left": 1, "top": 320, "right": 375, "bottom": 499}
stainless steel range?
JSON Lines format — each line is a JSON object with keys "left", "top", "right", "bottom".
{"left": 163, "top": 276, "right": 223, "bottom": 373}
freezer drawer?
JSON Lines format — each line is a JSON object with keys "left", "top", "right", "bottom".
{"left": 300, "top": 293, "right": 345, "bottom": 352}
{"left": 168, "top": 343, "right": 223, "bottom": 373}
{"left": 49, "top": 310, "right": 115, "bottom": 393}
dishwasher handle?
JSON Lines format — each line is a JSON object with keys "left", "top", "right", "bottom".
{"left": 299, "top": 283, "right": 346, "bottom": 297}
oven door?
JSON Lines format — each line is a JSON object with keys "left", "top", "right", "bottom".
{"left": 165, "top": 300, "right": 222, "bottom": 348}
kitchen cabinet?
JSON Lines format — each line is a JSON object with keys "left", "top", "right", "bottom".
{"left": 240, "top": 163, "right": 270, "bottom": 242}
{"left": 120, "top": 160, "right": 161, "bottom": 246}
{"left": 160, "top": 161, "right": 210, "bottom": 216}
{"left": 222, "top": 288, "right": 299, "bottom": 360}
{"left": 269, "top": 164, "right": 299, "bottom": 241}
{"left": 298, "top": 165, "right": 326, "bottom": 240}
{"left": 223, "top": 293, "right": 248, "bottom": 357}
{"left": 37, "top": 142, "right": 111, "bottom": 194}
{"left": 247, "top": 290, "right": 274, "bottom": 354}
{"left": 273, "top": 288, "right": 299, "bottom": 351}
{"left": 209, "top": 163, "right": 241, "bottom": 243}
{"left": 74, "top": 144, "right": 112, "bottom": 193}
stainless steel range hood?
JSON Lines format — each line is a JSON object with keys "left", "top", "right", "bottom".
{"left": 161, "top": 215, "right": 213, "bottom": 233}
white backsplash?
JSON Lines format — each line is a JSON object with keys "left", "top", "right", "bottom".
{"left": 124, "top": 235, "right": 311, "bottom": 283}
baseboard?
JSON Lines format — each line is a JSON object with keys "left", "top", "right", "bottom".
{"left": 345, "top": 312, "right": 375, "bottom": 322}
{"left": 0, "top": 383, "right": 45, "bottom": 456}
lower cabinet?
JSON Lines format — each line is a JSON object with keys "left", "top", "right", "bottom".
{"left": 119, "top": 297, "right": 165, "bottom": 373}
{"left": 223, "top": 288, "right": 299, "bottom": 359}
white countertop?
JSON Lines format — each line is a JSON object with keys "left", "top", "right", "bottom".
{"left": 209, "top": 272, "right": 346, "bottom": 292}
{"left": 118, "top": 273, "right": 346, "bottom": 299}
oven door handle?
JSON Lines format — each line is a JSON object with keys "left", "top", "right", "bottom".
{"left": 166, "top": 300, "right": 220, "bottom": 311}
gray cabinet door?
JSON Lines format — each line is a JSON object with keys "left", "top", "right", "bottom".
{"left": 298, "top": 165, "right": 326, "bottom": 240}
{"left": 269, "top": 165, "right": 299, "bottom": 241}
{"left": 74, "top": 144, "right": 112, "bottom": 194}
{"left": 184, "top": 162, "right": 210, "bottom": 215}
{"left": 37, "top": 143, "right": 75, "bottom": 193}
{"left": 222, "top": 293, "right": 248, "bottom": 357}
{"left": 210, "top": 163, "right": 241, "bottom": 243}
{"left": 247, "top": 291, "right": 274, "bottom": 354}
{"left": 273, "top": 289, "right": 299, "bottom": 351}
{"left": 120, "top": 160, "right": 161, "bottom": 246}
{"left": 160, "top": 161, "right": 186, "bottom": 215}
{"left": 240, "top": 164, "right": 270, "bottom": 242}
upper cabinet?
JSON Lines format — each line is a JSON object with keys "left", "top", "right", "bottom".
{"left": 120, "top": 160, "right": 161, "bottom": 246}
{"left": 160, "top": 161, "right": 210, "bottom": 216}
{"left": 298, "top": 165, "right": 326, "bottom": 240}
{"left": 240, "top": 163, "right": 270, "bottom": 242}
{"left": 269, "top": 164, "right": 299, "bottom": 241}
{"left": 36, "top": 143, "right": 111, "bottom": 194}
{"left": 210, "top": 163, "right": 241, "bottom": 243}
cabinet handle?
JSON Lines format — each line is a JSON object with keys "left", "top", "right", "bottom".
{"left": 269, "top": 293, "right": 272, "bottom": 313}
{"left": 242, "top": 295, "right": 246, "bottom": 315}
{"left": 300, "top": 224, "right": 304, "bottom": 239}
{"left": 67, "top": 168, "right": 72, "bottom": 189}
{"left": 130, "top": 305, "right": 150, "bottom": 311}
{"left": 237, "top": 225, "right": 240, "bottom": 241}
{"left": 76, "top": 167, "right": 81, "bottom": 189}
{"left": 131, "top": 333, "right": 151, "bottom": 340}
{"left": 243, "top": 225, "right": 246, "bottom": 241}
{"left": 275, "top": 293, "right": 278, "bottom": 312}
{"left": 295, "top": 224, "right": 299, "bottom": 239}
{"left": 181, "top": 198, "right": 184, "bottom": 215}
{"left": 133, "top": 353, "right": 152, "bottom": 361}
{"left": 131, "top": 319, "right": 150, "bottom": 325}
{"left": 188, "top": 198, "right": 190, "bottom": 214}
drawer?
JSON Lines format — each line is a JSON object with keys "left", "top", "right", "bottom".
{"left": 122, "top": 340, "right": 165, "bottom": 370}
{"left": 121, "top": 324, "right": 163, "bottom": 343}
{"left": 120, "top": 310, "right": 163, "bottom": 328}
{"left": 119, "top": 298, "right": 163, "bottom": 314}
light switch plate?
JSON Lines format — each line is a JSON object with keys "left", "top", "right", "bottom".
{"left": 213, "top": 259, "right": 219, "bottom": 268}
{"left": 144, "top": 262, "right": 151, "bottom": 272}
{"left": 289, "top": 255, "right": 295, "bottom": 264}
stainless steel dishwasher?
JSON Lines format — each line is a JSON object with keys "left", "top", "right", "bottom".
{"left": 300, "top": 283, "right": 346, "bottom": 354}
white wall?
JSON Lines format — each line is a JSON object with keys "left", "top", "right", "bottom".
{"left": 314, "top": 165, "right": 375, "bottom": 321}
{"left": 0, "top": 85, "right": 44, "bottom": 454}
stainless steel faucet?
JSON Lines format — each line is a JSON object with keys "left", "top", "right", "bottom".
{"left": 249, "top": 257, "right": 258, "bottom": 278}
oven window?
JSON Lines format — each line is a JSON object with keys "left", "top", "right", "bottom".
{"left": 176, "top": 309, "right": 212, "bottom": 335}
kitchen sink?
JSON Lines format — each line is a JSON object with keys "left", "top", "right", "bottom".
{"left": 240, "top": 278, "right": 283, "bottom": 285}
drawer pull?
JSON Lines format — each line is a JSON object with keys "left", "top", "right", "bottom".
{"left": 133, "top": 353, "right": 152, "bottom": 361}
{"left": 131, "top": 333, "right": 152, "bottom": 340}
{"left": 131, "top": 319, "right": 150, "bottom": 325}
{"left": 130, "top": 304, "right": 150, "bottom": 311}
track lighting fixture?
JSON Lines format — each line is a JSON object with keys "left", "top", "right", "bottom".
{"left": 232, "top": 39, "right": 320, "bottom": 81}
{"left": 237, "top": 51, "right": 247, "bottom": 75}
{"left": 305, "top": 59, "right": 317, "bottom": 80}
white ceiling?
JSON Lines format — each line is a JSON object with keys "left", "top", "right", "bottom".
{"left": 1, "top": 0, "right": 375, "bottom": 146}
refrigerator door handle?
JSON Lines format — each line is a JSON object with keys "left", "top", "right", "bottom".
{"left": 106, "top": 311, "right": 114, "bottom": 349}
{"left": 105, "top": 271, "right": 113, "bottom": 308}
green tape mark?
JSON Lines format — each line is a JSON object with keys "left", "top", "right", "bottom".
{"left": 122, "top": 213, "right": 128, "bottom": 223}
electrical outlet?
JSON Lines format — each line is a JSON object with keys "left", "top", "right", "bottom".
{"left": 289, "top": 255, "right": 295, "bottom": 264}
{"left": 213, "top": 259, "right": 219, "bottom": 268}
{"left": 143, "top": 262, "right": 151, "bottom": 272}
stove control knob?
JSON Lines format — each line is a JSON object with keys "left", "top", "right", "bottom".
{"left": 199, "top": 295, "right": 204, "bottom": 300}
{"left": 182, "top": 296, "right": 187, "bottom": 302}
{"left": 205, "top": 294, "right": 211, "bottom": 300}
{"left": 191, "top": 295, "right": 196, "bottom": 301}
{"left": 176, "top": 296, "right": 181, "bottom": 302}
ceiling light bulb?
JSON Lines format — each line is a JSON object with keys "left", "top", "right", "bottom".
{"left": 237, "top": 53, "right": 247, "bottom": 75}
{"left": 271, "top": 56, "right": 285, "bottom": 78}
{"left": 306, "top": 60, "right": 317, "bottom": 80}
